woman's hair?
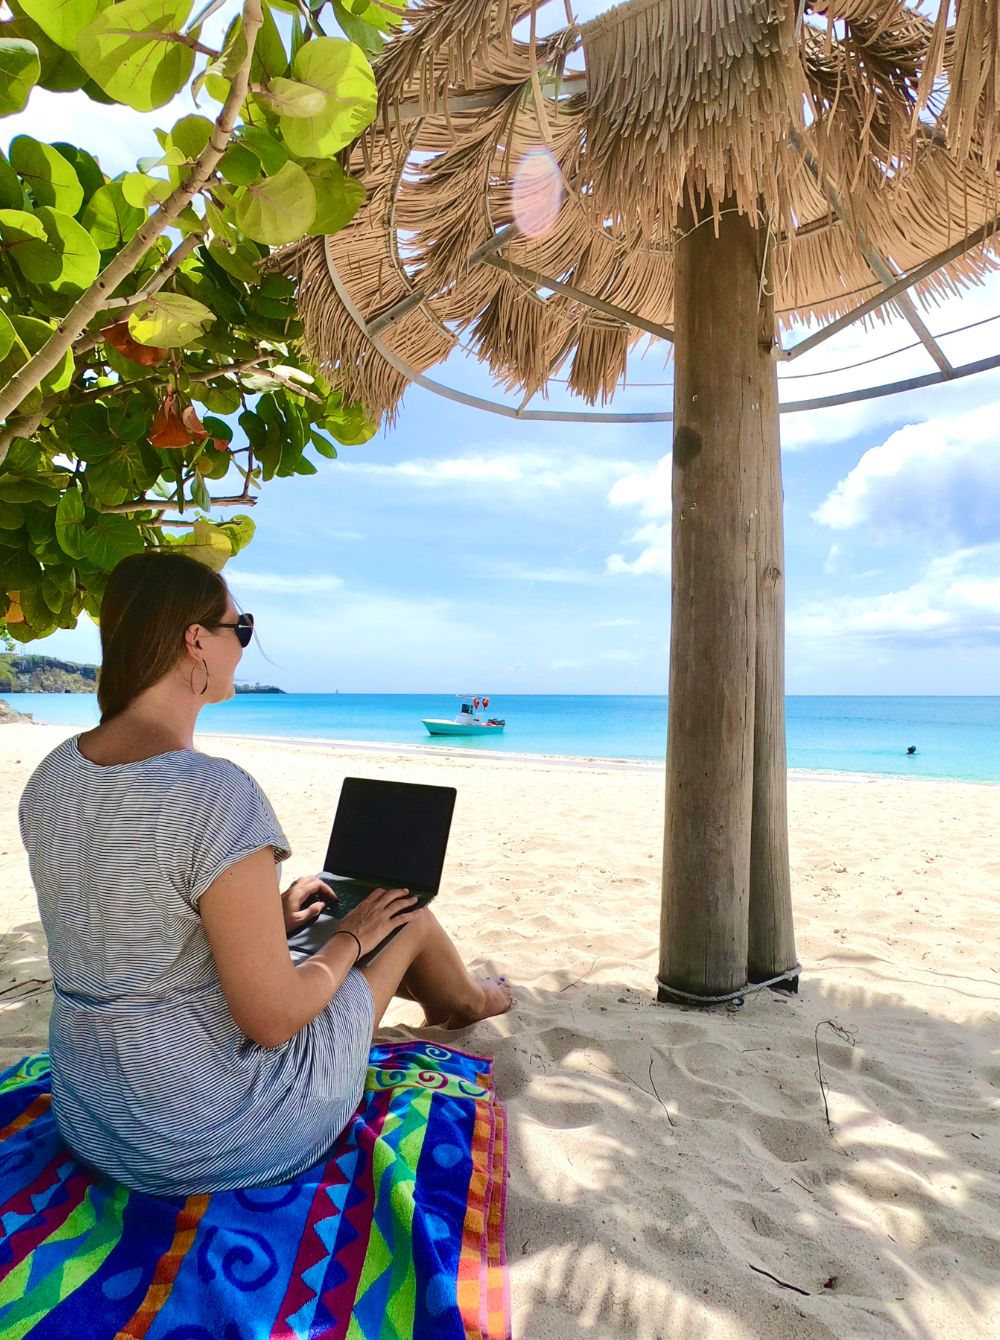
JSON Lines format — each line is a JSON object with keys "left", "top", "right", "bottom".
{"left": 97, "top": 552, "right": 229, "bottom": 721}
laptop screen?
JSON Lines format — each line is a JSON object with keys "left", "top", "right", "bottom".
{"left": 323, "top": 777, "right": 457, "bottom": 893}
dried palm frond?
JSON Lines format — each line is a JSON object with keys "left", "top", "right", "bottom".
{"left": 270, "top": 0, "right": 1000, "bottom": 420}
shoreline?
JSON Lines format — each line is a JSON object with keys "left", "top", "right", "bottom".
{"left": 202, "top": 730, "right": 1000, "bottom": 787}
{"left": 3, "top": 718, "right": 996, "bottom": 786}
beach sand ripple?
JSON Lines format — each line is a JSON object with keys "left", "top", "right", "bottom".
{"left": 1, "top": 724, "right": 998, "bottom": 1339}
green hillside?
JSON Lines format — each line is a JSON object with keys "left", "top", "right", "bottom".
{"left": 0, "top": 657, "right": 283, "bottom": 694}
{"left": 0, "top": 656, "right": 97, "bottom": 694}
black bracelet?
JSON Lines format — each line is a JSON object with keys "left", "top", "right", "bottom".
{"left": 332, "top": 930, "right": 362, "bottom": 964}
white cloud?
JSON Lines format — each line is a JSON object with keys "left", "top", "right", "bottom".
{"left": 813, "top": 405, "right": 1000, "bottom": 544}
{"left": 790, "top": 545, "right": 1000, "bottom": 645}
{"left": 605, "top": 454, "right": 672, "bottom": 575}
{"left": 608, "top": 453, "right": 672, "bottom": 518}
{"left": 350, "top": 449, "right": 636, "bottom": 491}
{"left": 229, "top": 572, "right": 345, "bottom": 594}
{"left": 606, "top": 522, "right": 670, "bottom": 576}
{"left": 480, "top": 561, "right": 599, "bottom": 584}
{"left": 777, "top": 280, "right": 1000, "bottom": 451}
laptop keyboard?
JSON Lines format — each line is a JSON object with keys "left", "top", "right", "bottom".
{"left": 318, "top": 876, "right": 377, "bottom": 917}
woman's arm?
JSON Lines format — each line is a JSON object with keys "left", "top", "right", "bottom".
{"left": 199, "top": 848, "right": 418, "bottom": 1048}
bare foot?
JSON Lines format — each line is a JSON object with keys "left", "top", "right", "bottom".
{"left": 431, "top": 977, "right": 514, "bottom": 1029}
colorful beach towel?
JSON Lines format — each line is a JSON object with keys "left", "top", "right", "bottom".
{"left": 0, "top": 1042, "right": 510, "bottom": 1340}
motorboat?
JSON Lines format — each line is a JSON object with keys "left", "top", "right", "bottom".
{"left": 422, "top": 695, "right": 505, "bottom": 736}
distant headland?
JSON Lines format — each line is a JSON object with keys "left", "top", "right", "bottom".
{"left": 0, "top": 656, "right": 284, "bottom": 695}
{"left": 0, "top": 656, "right": 97, "bottom": 694}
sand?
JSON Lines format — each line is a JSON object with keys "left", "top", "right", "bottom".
{"left": 1, "top": 721, "right": 998, "bottom": 1339}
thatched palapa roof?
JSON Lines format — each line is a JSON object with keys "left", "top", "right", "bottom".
{"left": 270, "top": 0, "right": 1000, "bottom": 420}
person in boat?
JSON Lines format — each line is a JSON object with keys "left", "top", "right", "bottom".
{"left": 18, "top": 552, "right": 513, "bottom": 1197}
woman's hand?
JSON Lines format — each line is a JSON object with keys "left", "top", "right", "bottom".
{"left": 281, "top": 875, "right": 331, "bottom": 935}
{"left": 338, "top": 886, "right": 421, "bottom": 955}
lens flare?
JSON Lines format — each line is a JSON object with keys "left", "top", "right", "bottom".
{"left": 512, "top": 147, "right": 562, "bottom": 239}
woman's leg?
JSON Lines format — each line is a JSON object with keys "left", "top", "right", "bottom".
{"left": 358, "top": 907, "right": 512, "bottom": 1028}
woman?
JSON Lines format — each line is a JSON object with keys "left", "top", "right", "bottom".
{"left": 19, "top": 551, "right": 512, "bottom": 1197}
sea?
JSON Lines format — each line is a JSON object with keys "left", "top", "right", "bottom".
{"left": 2, "top": 693, "right": 998, "bottom": 784}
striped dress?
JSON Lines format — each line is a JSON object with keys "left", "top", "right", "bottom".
{"left": 18, "top": 737, "right": 375, "bottom": 1196}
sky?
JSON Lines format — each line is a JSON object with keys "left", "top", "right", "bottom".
{"left": 5, "top": 2, "right": 1000, "bottom": 695}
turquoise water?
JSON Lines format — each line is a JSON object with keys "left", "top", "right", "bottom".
{"left": 3, "top": 693, "right": 998, "bottom": 783}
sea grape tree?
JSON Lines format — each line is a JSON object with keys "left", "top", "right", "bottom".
{"left": 0, "top": 0, "right": 395, "bottom": 641}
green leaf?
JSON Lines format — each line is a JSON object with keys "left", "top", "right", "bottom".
{"left": 128, "top": 291, "right": 216, "bottom": 346}
{"left": 52, "top": 143, "right": 105, "bottom": 201}
{"left": 331, "top": 0, "right": 383, "bottom": 55}
{"left": 200, "top": 414, "right": 232, "bottom": 442}
{"left": 174, "top": 517, "right": 231, "bottom": 570}
{"left": 206, "top": 237, "right": 261, "bottom": 284}
{"left": 55, "top": 486, "right": 87, "bottom": 559}
{"left": 81, "top": 180, "right": 145, "bottom": 249}
{"left": 0, "top": 39, "right": 41, "bottom": 116}
{"left": 80, "top": 512, "right": 144, "bottom": 570}
{"left": 16, "top": 583, "right": 59, "bottom": 635}
{"left": 77, "top": 0, "right": 195, "bottom": 112}
{"left": 0, "top": 469, "right": 61, "bottom": 503}
{"left": 137, "top": 146, "right": 185, "bottom": 173}
{"left": 166, "top": 113, "right": 214, "bottom": 162}
{"left": 0, "top": 207, "right": 61, "bottom": 283}
{"left": 84, "top": 458, "right": 132, "bottom": 506}
{"left": 0, "top": 154, "right": 23, "bottom": 208}
{"left": 325, "top": 399, "right": 376, "bottom": 445}
{"left": 302, "top": 158, "right": 364, "bottom": 235}
{"left": 250, "top": 2, "right": 288, "bottom": 82}
{"left": 280, "top": 38, "right": 377, "bottom": 159}
{"left": 41, "top": 573, "right": 66, "bottom": 614}
{"left": 0, "top": 333, "right": 42, "bottom": 416}
{"left": 9, "top": 315, "right": 75, "bottom": 392}
{"left": 18, "top": 0, "right": 111, "bottom": 52}
{"left": 0, "top": 308, "right": 15, "bottom": 360}
{"left": 238, "top": 409, "right": 266, "bottom": 450}
{"left": 8, "top": 135, "right": 84, "bottom": 213}
{"left": 218, "top": 142, "right": 261, "bottom": 187}
{"left": 309, "top": 429, "right": 338, "bottom": 459}
{"left": 122, "top": 171, "right": 172, "bottom": 208}
{"left": 254, "top": 76, "right": 326, "bottom": 119}
{"left": 36, "top": 205, "right": 102, "bottom": 291}
{"left": 235, "top": 160, "right": 316, "bottom": 246}
{"left": 0, "top": 548, "right": 43, "bottom": 590}
{"left": 0, "top": 499, "right": 24, "bottom": 530}
{"left": 190, "top": 473, "right": 211, "bottom": 510}
{"left": 236, "top": 124, "right": 287, "bottom": 174}
{"left": 197, "top": 381, "right": 241, "bottom": 414}
{"left": 217, "top": 513, "right": 255, "bottom": 555}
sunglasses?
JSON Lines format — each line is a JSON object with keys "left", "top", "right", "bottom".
{"left": 214, "top": 612, "right": 255, "bottom": 648}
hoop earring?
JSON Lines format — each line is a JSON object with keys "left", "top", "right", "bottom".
{"left": 190, "top": 661, "right": 210, "bottom": 697}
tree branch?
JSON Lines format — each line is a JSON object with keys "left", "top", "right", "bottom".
{"left": 0, "top": 409, "right": 44, "bottom": 460}
{"left": 167, "top": 32, "right": 221, "bottom": 58}
{"left": 30, "top": 354, "right": 281, "bottom": 421}
{"left": 100, "top": 494, "right": 257, "bottom": 514}
{"left": 101, "top": 231, "right": 205, "bottom": 311}
{"left": 0, "top": 0, "right": 264, "bottom": 445}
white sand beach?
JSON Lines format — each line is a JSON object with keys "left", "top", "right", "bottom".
{"left": 1, "top": 722, "right": 998, "bottom": 1339}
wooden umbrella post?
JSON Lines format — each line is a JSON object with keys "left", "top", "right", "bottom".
{"left": 748, "top": 228, "right": 798, "bottom": 985}
{"left": 658, "top": 200, "right": 789, "bottom": 1003}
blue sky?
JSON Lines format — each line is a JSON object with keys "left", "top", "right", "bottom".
{"left": 7, "top": 3, "right": 1000, "bottom": 694}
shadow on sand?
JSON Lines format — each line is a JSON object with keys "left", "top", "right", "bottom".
{"left": 2, "top": 922, "right": 998, "bottom": 1340}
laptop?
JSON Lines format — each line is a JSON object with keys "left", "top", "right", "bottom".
{"left": 309, "top": 776, "right": 457, "bottom": 967}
